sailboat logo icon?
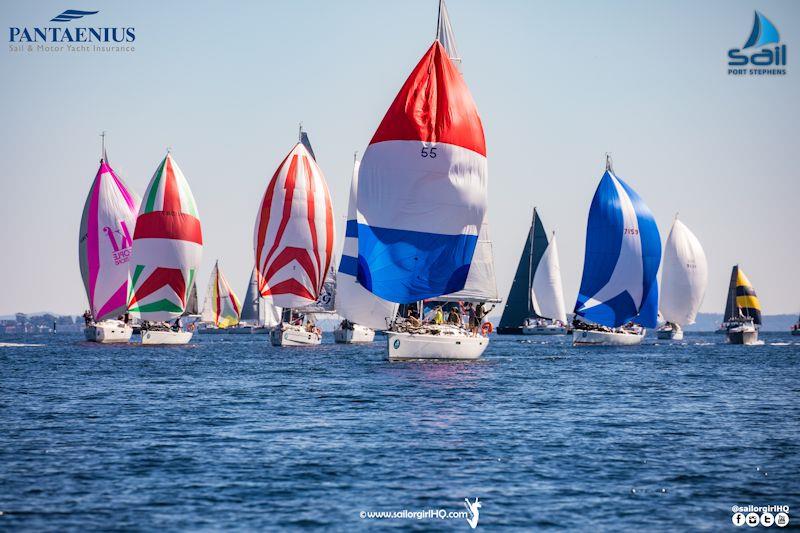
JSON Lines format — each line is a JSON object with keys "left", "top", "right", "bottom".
{"left": 727, "top": 11, "right": 787, "bottom": 75}
{"left": 743, "top": 11, "right": 780, "bottom": 49}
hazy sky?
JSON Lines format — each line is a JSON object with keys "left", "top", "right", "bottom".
{"left": 1, "top": 0, "right": 797, "bottom": 316}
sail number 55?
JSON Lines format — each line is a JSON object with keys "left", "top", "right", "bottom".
{"left": 421, "top": 145, "right": 437, "bottom": 158}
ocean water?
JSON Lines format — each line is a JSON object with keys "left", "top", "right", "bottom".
{"left": 1, "top": 331, "right": 798, "bottom": 531}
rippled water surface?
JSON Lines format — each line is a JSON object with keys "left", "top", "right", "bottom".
{"left": 1, "top": 332, "right": 798, "bottom": 530}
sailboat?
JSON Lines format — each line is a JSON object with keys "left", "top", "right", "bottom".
{"left": 791, "top": 313, "right": 800, "bottom": 336}
{"left": 79, "top": 136, "right": 140, "bottom": 343}
{"left": 356, "top": 0, "right": 491, "bottom": 360}
{"left": 199, "top": 260, "right": 242, "bottom": 333}
{"left": 572, "top": 157, "right": 661, "bottom": 346}
{"left": 254, "top": 128, "right": 336, "bottom": 347}
{"left": 234, "top": 267, "right": 281, "bottom": 334}
{"left": 722, "top": 265, "right": 761, "bottom": 345}
{"left": 498, "top": 209, "right": 567, "bottom": 335}
{"left": 657, "top": 216, "right": 708, "bottom": 340}
{"left": 334, "top": 153, "right": 399, "bottom": 343}
{"left": 128, "top": 152, "right": 203, "bottom": 345}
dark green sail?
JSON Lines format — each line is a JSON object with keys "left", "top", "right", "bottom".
{"left": 497, "top": 208, "right": 549, "bottom": 333}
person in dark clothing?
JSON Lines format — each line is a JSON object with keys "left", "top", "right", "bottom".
{"left": 447, "top": 307, "right": 461, "bottom": 326}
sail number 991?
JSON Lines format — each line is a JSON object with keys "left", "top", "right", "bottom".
{"left": 421, "top": 145, "right": 437, "bottom": 158}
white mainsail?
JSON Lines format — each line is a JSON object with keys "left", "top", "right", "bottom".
{"left": 438, "top": 214, "right": 499, "bottom": 303}
{"left": 436, "top": 0, "right": 460, "bottom": 63}
{"left": 241, "top": 267, "right": 282, "bottom": 327}
{"left": 530, "top": 232, "right": 567, "bottom": 323}
{"left": 660, "top": 218, "right": 708, "bottom": 326}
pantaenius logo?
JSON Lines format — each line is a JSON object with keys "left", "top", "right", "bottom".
{"left": 8, "top": 9, "right": 135, "bottom": 46}
{"left": 728, "top": 11, "right": 786, "bottom": 76}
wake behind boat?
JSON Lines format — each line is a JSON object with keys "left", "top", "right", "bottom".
{"left": 572, "top": 156, "right": 661, "bottom": 346}
{"left": 128, "top": 152, "right": 203, "bottom": 345}
{"left": 356, "top": 0, "right": 494, "bottom": 360}
{"left": 78, "top": 136, "right": 140, "bottom": 344}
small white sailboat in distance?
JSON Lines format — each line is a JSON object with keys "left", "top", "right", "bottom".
{"left": 356, "top": 0, "right": 492, "bottom": 360}
{"left": 79, "top": 134, "right": 140, "bottom": 343}
{"left": 128, "top": 151, "right": 203, "bottom": 345}
{"left": 334, "top": 153, "right": 398, "bottom": 343}
{"left": 657, "top": 216, "right": 708, "bottom": 340}
{"left": 254, "top": 127, "right": 336, "bottom": 347}
{"left": 572, "top": 156, "right": 661, "bottom": 346}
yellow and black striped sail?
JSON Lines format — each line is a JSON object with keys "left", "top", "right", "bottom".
{"left": 723, "top": 265, "right": 761, "bottom": 325}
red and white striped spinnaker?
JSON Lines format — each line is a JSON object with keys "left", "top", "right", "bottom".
{"left": 254, "top": 141, "right": 336, "bottom": 308}
{"left": 128, "top": 153, "right": 203, "bottom": 321}
{"left": 78, "top": 153, "right": 140, "bottom": 320}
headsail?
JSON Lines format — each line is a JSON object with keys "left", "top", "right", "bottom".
{"left": 254, "top": 140, "right": 335, "bottom": 309}
{"left": 183, "top": 283, "right": 199, "bottom": 316}
{"left": 574, "top": 163, "right": 661, "bottom": 328}
{"left": 128, "top": 154, "right": 203, "bottom": 321}
{"left": 241, "top": 267, "right": 282, "bottom": 327}
{"left": 201, "top": 261, "right": 241, "bottom": 328}
{"left": 78, "top": 150, "right": 140, "bottom": 321}
{"left": 296, "top": 265, "right": 337, "bottom": 314}
{"left": 723, "top": 265, "right": 762, "bottom": 325}
{"left": 356, "top": 39, "right": 487, "bottom": 303}
{"left": 660, "top": 217, "right": 708, "bottom": 326}
{"left": 531, "top": 232, "right": 567, "bottom": 323}
{"left": 336, "top": 156, "right": 399, "bottom": 329}
{"left": 498, "top": 209, "right": 547, "bottom": 330}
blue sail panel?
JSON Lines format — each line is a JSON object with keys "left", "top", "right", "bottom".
{"left": 618, "top": 179, "right": 661, "bottom": 328}
{"left": 357, "top": 224, "right": 477, "bottom": 304}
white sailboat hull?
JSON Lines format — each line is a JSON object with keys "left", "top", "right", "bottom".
{"left": 334, "top": 324, "right": 375, "bottom": 344}
{"left": 141, "top": 330, "right": 193, "bottom": 345}
{"left": 270, "top": 324, "right": 322, "bottom": 346}
{"left": 386, "top": 329, "right": 488, "bottom": 360}
{"left": 572, "top": 328, "right": 645, "bottom": 346}
{"left": 726, "top": 326, "right": 758, "bottom": 345}
{"left": 84, "top": 320, "right": 132, "bottom": 343}
{"left": 656, "top": 324, "right": 684, "bottom": 340}
{"left": 521, "top": 324, "right": 567, "bottom": 335}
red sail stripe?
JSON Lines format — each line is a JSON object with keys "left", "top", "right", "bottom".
{"left": 163, "top": 156, "right": 183, "bottom": 213}
{"left": 369, "top": 41, "right": 486, "bottom": 156}
{"left": 302, "top": 155, "right": 322, "bottom": 279}
{"left": 260, "top": 154, "right": 299, "bottom": 290}
{"left": 263, "top": 246, "right": 318, "bottom": 293}
{"left": 255, "top": 152, "right": 289, "bottom": 288}
{"left": 133, "top": 212, "right": 203, "bottom": 244}
{"left": 263, "top": 278, "right": 315, "bottom": 301}
{"left": 129, "top": 267, "right": 186, "bottom": 307}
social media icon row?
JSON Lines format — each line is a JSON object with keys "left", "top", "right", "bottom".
{"left": 732, "top": 511, "right": 789, "bottom": 527}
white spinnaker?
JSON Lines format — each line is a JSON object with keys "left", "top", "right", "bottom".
{"left": 530, "top": 233, "right": 567, "bottom": 323}
{"left": 660, "top": 219, "right": 707, "bottom": 325}
{"left": 438, "top": 213, "right": 499, "bottom": 302}
{"left": 337, "top": 158, "right": 399, "bottom": 330}
{"left": 578, "top": 172, "right": 644, "bottom": 313}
